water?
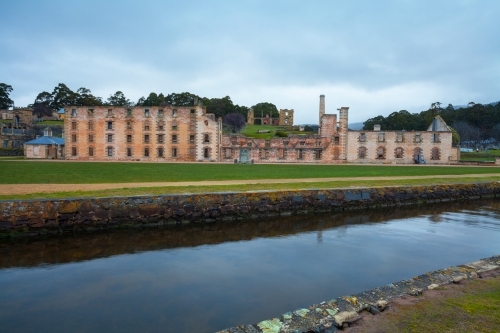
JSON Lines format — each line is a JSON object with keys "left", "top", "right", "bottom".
{"left": 1, "top": 199, "right": 500, "bottom": 333}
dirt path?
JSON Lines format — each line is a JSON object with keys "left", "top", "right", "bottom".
{"left": 0, "top": 173, "right": 499, "bottom": 195}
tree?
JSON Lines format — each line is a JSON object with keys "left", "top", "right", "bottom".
{"left": 32, "top": 91, "right": 54, "bottom": 118}
{"left": 107, "top": 91, "right": 131, "bottom": 106}
{"left": 50, "top": 83, "right": 78, "bottom": 110}
{"left": 76, "top": 87, "right": 103, "bottom": 106}
{"left": 223, "top": 113, "right": 246, "bottom": 133}
{"left": 252, "top": 102, "right": 279, "bottom": 118}
{"left": 206, "top": 96, "right": 235, "bottom": 118}
{"left": 0, "top": 83, "right": 14, "bottom": 109}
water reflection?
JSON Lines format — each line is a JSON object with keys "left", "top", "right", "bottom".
{"left": 0, "top": 199, "right": 499, "bottom": 333}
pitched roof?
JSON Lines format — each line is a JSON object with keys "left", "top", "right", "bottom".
{"left": 24, "top": 136, "right": 65, "bottom": 145}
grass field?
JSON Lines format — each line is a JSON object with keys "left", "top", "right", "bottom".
{"left": 0, "top": 160, "right": 499, "bottom": 184}
{"left": 461, "top": 150, "right": 500, "bottom": 162}
{"left": 366, "top": 275, "right": 500, "bottom": 333}
{"left": 240, "top": 124, "right": 314, "bottom": 139}
{"left": 35, "top": 120, "right": 64, "bottom": 126}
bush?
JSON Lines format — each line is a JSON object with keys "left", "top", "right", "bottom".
{"left": 275, "top": 131, "right": 288, "bottom": 137}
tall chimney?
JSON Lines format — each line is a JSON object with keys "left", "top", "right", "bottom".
{"left": 319, "top": 95, "right": 325, "bottom": 125}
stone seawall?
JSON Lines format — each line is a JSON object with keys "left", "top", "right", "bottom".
{"left": 1, "top": 182, "right": 499, "bottom": 237}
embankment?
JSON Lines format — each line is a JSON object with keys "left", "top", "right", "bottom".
{"left": 1, "top": 182, "right": 499, "bottom": 237}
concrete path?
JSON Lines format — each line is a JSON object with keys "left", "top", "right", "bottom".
{"left": 0, "top": 173, "right": 499, "bottom": 195}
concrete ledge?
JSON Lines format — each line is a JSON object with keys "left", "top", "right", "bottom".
{"left": 216, "top": 255, "right": 500, "bottom": 333}
{"left": 0, "top": 182, "right": 499, "bottom": 237}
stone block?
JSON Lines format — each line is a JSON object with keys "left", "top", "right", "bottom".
{"left": 58, "top": 201, "right": 80, "bottom": 214}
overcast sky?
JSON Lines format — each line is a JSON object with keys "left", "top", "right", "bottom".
{"left": 1, "top": 0, "right": 499, "bottom": 124}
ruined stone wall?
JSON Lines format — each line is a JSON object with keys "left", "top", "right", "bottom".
{"left": 346, "top": 130, "right": 457, "bottom": 164}
{"left": 1, "top": 182, "right": 498, "bottom": 237}
{"left": 24, "top": 145, "right": 48, "bottom": 159}
{"left": 64, "top": 105, "right": 219, "bottom": 162}
{"left": 278, "top": 109, "right": 294, "bottom": 126}
{"left": 247, "top": 108, "right": 254, "bottom": 125}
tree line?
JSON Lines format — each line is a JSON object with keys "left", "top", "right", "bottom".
{"left": 363, "top": 101, "right": 500, "bottom": 146}
{"left": 0, "top": 83, "right": 280, "bottom": 126}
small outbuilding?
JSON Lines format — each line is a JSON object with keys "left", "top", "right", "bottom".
{"left": 24, "top": 128, "right": 65, "bottom": 159}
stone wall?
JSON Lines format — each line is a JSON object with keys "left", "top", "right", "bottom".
{"left": 0, "top": 148, "right": 24, "bottom": 156}
{"left": 1, "top": 182, "right": 499, "bottom": 237}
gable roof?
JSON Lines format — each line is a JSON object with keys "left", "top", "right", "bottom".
{"left": 24, "top": 136, "right": 65, "bottom": 145}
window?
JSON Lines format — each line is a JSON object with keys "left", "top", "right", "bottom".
{"left": 172, "top": 121, "right": 178, "bottom": 131}
{"left": 158, "top": 109, "right": 164, "bottom": 118}
{"left": 376, "top": 147, "right": 386, "bottom": 159}
{"left": 378, "top": 133, "right": 385, "bottom": 142}
{"left": 88, "top": 134, "right": 94, "bottom": 143}
{"left": 190, "top": 124, "right": 195, "bottom": 132}
{"left": 144, "top": 134, "right": 150, "bottom": 143}
{"left": 189, "top": 135, "right": 195, "bottom": 144}
{"left": 259, "top": 149, "right": 268, "bottom": 159}
{"left": 359, "top": 147, "right": 367, "bottom": 159}
{"left": 297, "top": 149, "right": 304, "bottom": 160}
{"left": 71, "top": 134, "right": 77, "bottom": 143}
{"left": 279, "top": 149, "right": 285, "bottom": 159}
{"left": 158, "top": 147, "right": 164, "bottom": 158}
{"left": 395, "top": 147, "right": 404, "bottom": 158}
{"left": 127, "top": 121, "right": 132, "bottom": 130}
{"left": 157, "top": 134, "right": 164, "bottom": 143}
{"left": 107, "top": 147, "right": 113, "bottom": 157}
{"left": 189, "top": 148, "right": 195, "bottom": 158}
{"left": 144, "top": 147, "right": 150, "bottom": 157}
{"left": 204, "top": 147, "right": 210, "bottom": 158}
{"left": 71, "top": 109, "right": 76, "bottom": 117}
{"left": 71, "top": 147, "right": 77, "bottom": 156}
{"left": 172, "top": 147, "right": 177, "bottom": 157}
{"left": 107, "top": 109, "right": 113, "bottom": 117}
{"left": 71, "top": 121, "right": 77, "bottom": 130}
{"left": 87, "top": 109, "right": 94, "bottom": 117}
{"left": 107, "top": 121, "right": 113, "bottom": 130}
{"left": 172, "top": 134, "right": 178, "bottom": 143}
{"left": 204, "top": 134, "right": 210, "bottom": 143}
{"left": 334, "top": 136, "right": 340, "bottom": 145}
{"left": 315, "top": 150, "right": 322, "bottom": 160}
{"left": 433, "top": 133, "right": 440, "bottom": 143}
{"left": 157, "top": 122, "right": 164, "bottom": 131}
{"left": 107, "top": 134, "right": 113, "bottom": 143}
{"left": 359, "top": 133, "right": 366, "bottom": 142}
{"left": 88, "top": 147, "right": 94, "bottom": 157}
{"left": 396, "top": 132, "right": 403, "bottom": 142}
{"left": 126, "top": 108, "right": 132, "bottom": 117}
{"left": 127, "top": 147, "right": 132, "bottom": 157}
{"left": 144, "top": 109, "right": 150, "bottom": 117}
{"left": 88, "top": 121, "right": 94, "bottom": 130}
{"left": 415, "top": 133, "right": 422, "bottom": 143}
{"left": 300, "top": 141, "right": 305, "bottom": 146}
{"left": 190, "top": 109, "right": 196, "bottom": 115}
{"left": 127, "top": 134, "right": 132, "bottom": 143}
{"left": 431, "top": 147, "right": 440, "bottom": 160}
{"left": 172, "top": 109, "right": 177, "bottom": 117}
{"left": 225, "top": 148, "right": 232, "bottom": 159}
{"left": 144, "top": 122, "right": 150, "bottom": 131}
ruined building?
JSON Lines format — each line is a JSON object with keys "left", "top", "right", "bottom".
{"left": 247, "top": 108, "right": 294, "bottom": 126}
{"left": 60, "top": 95, "right": 458, "bottom": 164}
{"left": 0, "top": 108, "right": 34, "bottom": 150}
{"left": 63, "top": 104, "right": 220, "bottom": 161}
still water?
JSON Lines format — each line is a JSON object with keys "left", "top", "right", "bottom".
{"left": 1, "top": 199, "right": 500, "bottom": 333}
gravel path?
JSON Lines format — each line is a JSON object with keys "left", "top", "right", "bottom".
{"left": 0, "top": 173, "right": 499, "bottom": 195}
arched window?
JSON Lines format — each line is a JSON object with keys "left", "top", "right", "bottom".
{"left": 431, "top": 147, "right": 440, "bottom": 160}
{"left": 394, "top": 147, "right": 404, "bottom": 158}
{"left": 376, "top": 147, "right": 386, "bottom": 159}
{"left": 358, "top": 147, "right": 367, "bottom": 159}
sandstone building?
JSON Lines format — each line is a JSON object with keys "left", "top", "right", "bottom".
{"left": 63, "top": 105, "right": 220, "bottom": 161}
{"left": 61, "top": 96, "right": 459, "bottom": 164}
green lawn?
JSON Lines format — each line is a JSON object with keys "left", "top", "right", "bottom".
{"left": 35, "top": 120, "right": 64, "bottom": 126}
{"left": 239, "top": 124, "right": 314, "bottom": 139}
{"left": 461, "top": 150, "right": 500, "bottom": 162}
{"left": 0, "top": 160, "right": 499, "bottom": 184}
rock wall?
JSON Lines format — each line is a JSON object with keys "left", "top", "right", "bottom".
{"left": 1, "top": 182, "right": 499, "bottom": 237}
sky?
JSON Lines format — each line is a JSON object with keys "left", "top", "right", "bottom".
{"left": 1, "top": 0, "right": 499, "bottom": 124}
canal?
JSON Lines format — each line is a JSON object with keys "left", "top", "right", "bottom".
{"left": 0, "top": 199, "right": 499, "bottom": 333}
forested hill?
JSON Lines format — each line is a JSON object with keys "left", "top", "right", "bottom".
{"left": 362, "top": 102, "right": 500, "bottom": 143}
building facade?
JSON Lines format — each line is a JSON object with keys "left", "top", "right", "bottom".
{"left": 64, "top": 105, "right": 220, "bottom": 162}
{"left": 0, "top": 108, "right": 34, "bottom": 149}
{"left": 60, "top": 96, "right": 459, "bottom": 164}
